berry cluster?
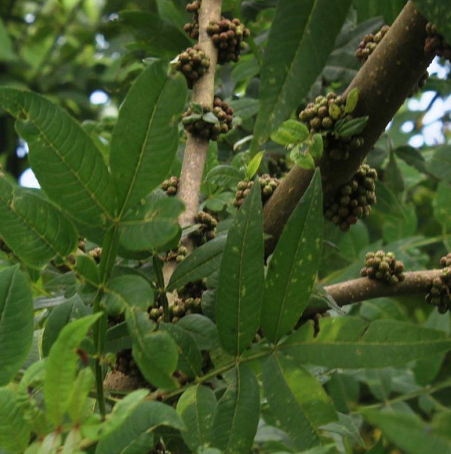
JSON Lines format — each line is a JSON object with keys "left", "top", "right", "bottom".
{"left": 189, "top": 211, "right": 217, "bottom": 245}
{"left": 324, "top": 164, "right": 377, "bottom": 231}
{"left": 360, "top": 251, "right": 405, "bottom": 284}
{"left": 355, "top": 25, "right": 390, "bottom": 62}
{"left": 299, "top": 93, "right": 364, "bottom": 161}
{"left": 425, "top": 253, "right": 451, "bottom": 314}
{"left": 233, "top": 174, "right": 280, "bottom": 208}
{"left": 163, "top": 244, "right": 187, "bottom": 263}
{"left": 175, "top": 45, "right": 210, "bottom": 87}
{"left": 425, "top": 22, "right": 451, "bottom": 61}
{"left": 161, "top": 176, "right": 179, "bottom": 196}
{"left": 182, "top": 98, "right": 233, "bottom": 140}
{"left": 183, "top": 0, "right": 201, "bottom": 39}
{"left": 206, "top": 18, "right": 250, "bottom": 64}
{"left": 149, "top": 296, "right": 202, "bottom": 324}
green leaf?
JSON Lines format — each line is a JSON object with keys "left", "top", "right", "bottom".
{"left": 427, "top": 145, "right": 451, "bottom": 183}
{"left": 270, "top": 120, "right": 309, "bottom": 145}
{"left": 66, "top": 367, "right": 95, "bottom": 423}
{"left": 385, "top": 152, "right": 404, "bottom": 194}
{"left": 321, "top": 413, "right": 365, "bottom": 448}
{"left": 0, "top": 180, "right": 78, "bottom": 268}
{"left": 246, "top": 152, "right": 265, "bottom": 180}
{"left": 291, "top": 147, "right": 316, "bottom": 169}
{"left": 395, "top": 145, "right": 428, "bottom": 174}
{"left": 120, "top": 11, "right": 192, "bottom": 57}
{"left": 216, "top": 182, "right": 264, "bottom": 356}
{"left": 412, "top": 0, "right": 451, "bottom": 45}
{"left": 176, "top": 314, "right": 220, "bottom": 351}
{"left": 88, "top": 390, "right": 149, "bottom": 441}
{"left": 308, "top": 134, "right": 323, "bottom": 160}
{"left": 262, "top": 353, "right": 337, "bottom": 451}
{"left": 284, "top": 317, "right": 451, "bottom": 369}
{"left": 205, "top": 166, "right": 243, "bottom": 187}
{"left": 126, "top": 310, "right": 178, "bottom": 390}
{"left": 334, "top": 116, "right": 369, "bottom": 137}
{"left": 0, "top": 388, "right": 31, "bottom": 453}
{"left": 119, "top": 191, "right": 184, "bottom": 252}
{"left": 0, "top": 266, "right": 33, "bottom": 386}
{"left": 363, "top": 410, "right": 451, "bottom": 454}
{"left": 0, "top": 88, "right": 116, "bottom": 232}
{"left": 167, "top": 235, "right": 227, "bottom": 292}
{"left": 0, "top": 18, "right": 17, "bottom": 62}
{"left": 176, "top": 385, "right": 217, "bottom": 451}
{"left": 160, "top": 323, "right": 203, "bottom": 378}
{"left": 44, "top": 313, "right": 101, "bottom": 426}
{"left": 95, "top": 401, "right": 184, "bottom": 454}
{"left": 203, "top": 111, "right": 219, "bottom": 125}
{"left": 110, "top": 60, "right": 187, "bottom": 215}
{"left": 262, "top": 169, "right": 323, "bottom": 343}
{"left": 42, "top": 295, "right": 88, "bottom": 357}
{"left": 103, "top": 275, "right": 154, "bottom": 316}
{"left": 345, "top": 88, "right": 359, "bottom": 114}
{"left": 252, "top": 0, "right": 352, "bottom": 151}
{"left": 433, "top": 182, "right": 451, "bottom": 228}
{"left": 210, "top": 365, "right": 260, "bottom": 454}
{"left": 75, "top": 255, "right": 100, "bottom": 286}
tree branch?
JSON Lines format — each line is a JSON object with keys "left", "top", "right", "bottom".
{"left": 263, "top": 1, "right": 434, "bottom": 256}
{"left": 303, "top": 269, "right": 442, "bottom": 317}
{"left": 177, "top": 0, "right": 222, "bottom": 232}
{"left": 164, "top": 0, "right": 222, "bottom": 285}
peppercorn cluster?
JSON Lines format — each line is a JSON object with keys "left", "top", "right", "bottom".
{"left": 233, "top": 174, "right": 280, "bottom": 208}
{"left": 425, "top": 22, "right": 451, "bottom": 61}
{"left": 175, "top": 45, "right": 210, "bottom": 87}
{"left": 206, "top": 18, "right": 250, "bottom": 64}
{"left": 355, "top": 25, "right": 390, "bottom": 62}
{"left": 360, "top": 251, "right": 405, "bottom": 284}
{"left": 149, "top": 296, "right": 203, "bottom": 324}
{"left": 163, "top": 244, "right": 188, "bottom": 263}
{"left": 182, "top": 98, "right": 233, "bottom": 140}
{"left": 183, "top": 0, "right": 201, "bottom": 39}
{"left": 189, "top": 211, "right": 217, "bottom": 245}
{"left": 324, "top": 164, "right": 377, "bottom": 231}
{"left": 161, "top": 176, "right": 179, "bottom": 196}
{"left": 299, "top": 93, "right": 364, "bottom": 161}
{"left": 425, "top": 253, "right": 451, "bottom": 314}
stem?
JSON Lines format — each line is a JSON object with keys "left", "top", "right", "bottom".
{"left": 93, "top": 224, "right": 120, "bottom": 418}
{"left": 153, "top": 254, "right": 170, "bottom": 322}
{"left": 355, "top": 379, "right": 451, "bottom": 413}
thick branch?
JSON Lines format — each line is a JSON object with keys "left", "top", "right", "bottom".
{"left": 177, "top": 0, "right": 222, "bottom": 231}
{"left": 303, "top": 269, "right": 441, "bottom": 317}
{"left": 164, "top": 0, "right": 222, "bottom": 285}
{"left": 263, "top": 1, "right": 434, "bottom": 256}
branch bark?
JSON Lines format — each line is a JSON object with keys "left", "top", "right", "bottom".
{"left": 303, "top": 269, "right": 441, "bottom": 317}
{"left": 177, "top": 0, "right": 222, "bottom": 232}
{"left": 164, "top": 0, "right": 222, "bottom": 285}
{"left": 263, "top": 1, "right": 434, "bottom": 256}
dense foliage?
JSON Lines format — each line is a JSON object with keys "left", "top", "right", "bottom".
{"left": 0, "top": 1, "right": 451, "bottom": 454}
